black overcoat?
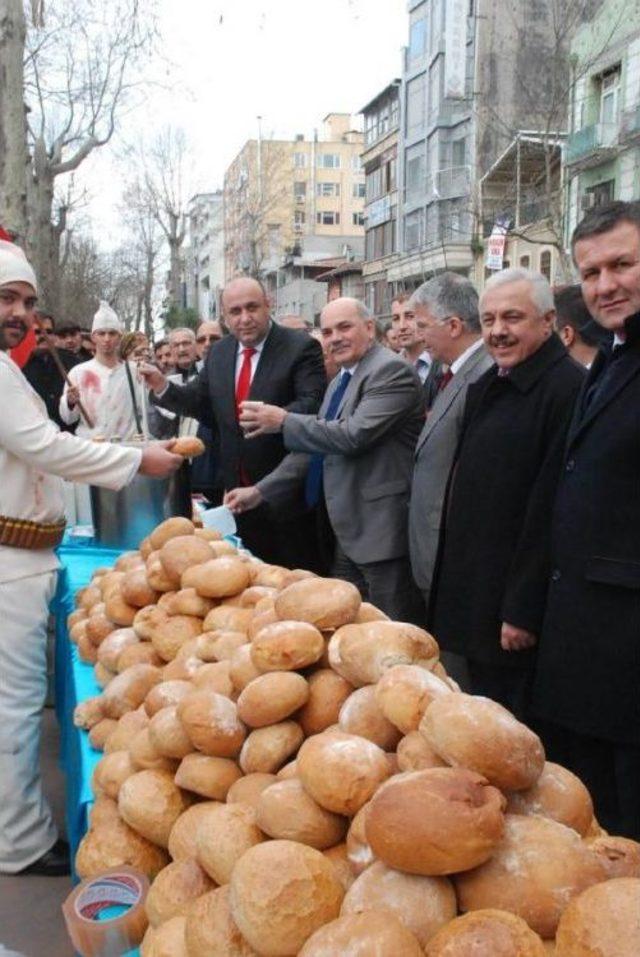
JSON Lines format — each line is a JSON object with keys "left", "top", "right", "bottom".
{"left": 430, "top": 334, "right": 585, "bottom": 668}
{"left": 532, "top": 314, "right": 640, "bottom": 745}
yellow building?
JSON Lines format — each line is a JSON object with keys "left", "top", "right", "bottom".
{"left": 223, "top": 114, "right": 365, "bottom": 282}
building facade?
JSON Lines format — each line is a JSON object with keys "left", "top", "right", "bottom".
{"left": 565, "top": 0, "right": 640, "bottom": 237}
{"left": 361, "top": 81, "right": 401, "bottom": 320}
{"left": 223, "top": 114, "right": 365, "bottom": 320}
{"left": 184, "top": 191, "right": 225, "bottom": 320}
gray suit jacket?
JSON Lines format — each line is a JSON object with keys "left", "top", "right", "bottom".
{"left": 258, "top": 343, "right": 425, "bottom": 565}
{"left": 409, "top": 342, "right": 494, "bottom": 601}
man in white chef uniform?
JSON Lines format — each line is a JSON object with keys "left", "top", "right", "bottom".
{"left": 0, "top": 241, "right": 182, "bottom": 876}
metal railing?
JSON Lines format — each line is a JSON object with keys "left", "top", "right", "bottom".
{"left": 565, "top": 122, "right": 618, "bottom": 164}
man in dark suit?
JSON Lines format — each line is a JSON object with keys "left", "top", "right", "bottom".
{"left": 141, "top": 277, "right": 326, "bottom": 566}
{"left": 430, "top": 269, "right": 585, "bottom": 717}
{"left": 408, "top": 274, "right": 493, "bottom": 685}
{"left": 224, "top": 297, "right": 426, "bottom": 621}
{"left": 23, "top": 311, "right": 81, "bottom": 431}
{"left": 531, "top": 201, "right": 640, "bottom": 839}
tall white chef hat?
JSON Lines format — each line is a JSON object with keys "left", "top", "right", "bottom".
{"left": 92, "top": 300, "right": 122, "bottom": 333}
{"left": 0, "top": 240, "right": 38, "bottom": 294}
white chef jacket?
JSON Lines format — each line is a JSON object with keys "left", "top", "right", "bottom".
{"left": 0, "top": 352, "right": 141, "bottom": 583}
{"left": 59, "top": 358, "right": 143, "bottom": 440}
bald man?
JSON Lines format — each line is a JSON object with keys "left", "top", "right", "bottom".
{"left": 142, "top": 277, "right": 326, "bottom": 566}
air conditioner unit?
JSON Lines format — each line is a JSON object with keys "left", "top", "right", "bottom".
{"left": 580, "top": 193, "right": 597, "bottom": 211}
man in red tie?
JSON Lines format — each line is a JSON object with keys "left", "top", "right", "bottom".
{"left": 142, "top": 277, "right": 326, "bottom": 566}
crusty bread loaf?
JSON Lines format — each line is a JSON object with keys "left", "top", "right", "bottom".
{"left": 425, "top": 908, "right": 547, "bottom": 956}
{"left": 140, "top": 914, "right": 188, "bottom": 957}
{"left": 274, "top": 577, "right": 361, "bottom": 629}
{"left": 375, "top": 664, "right": 452, "bottom": 734}
{"left": 555, "top": 877, "right": 640, "bottom": 957}
{"left": 172, "top": 436, "right": 205, "bottom": 457}
{"left": 297, "top": 730, "right": 390, "bottom": 816}
{"left": 346, "top": 802, "right": 375, "bottom": 875}
{"left": 174, "top": 753, "right": 242, "bottom": 801}
{"left": 177, "top": 690, "right": 246, "bottom": 758}
{"left": 237, "top": 671, "right": 309, "bottom": 727}
{"left": 184, "top": 886, "right": 258, "bottom": 957}
{"left": 145, "top": 858, "right": 213, "bottom": 927}
{"left": 329, "top": 621, "right": 439, "bottom": 687}
{"left": 586, "top": 835, "right": 640, "bottom": 879}
{"left": 338, "top": 685, "right": 401, "bottom": 750}
{"left": 396, "top": 730, "right": 448, "bottom": 772}
{"left": 118, "top": 768, "right": 191, "bottom": 848}
{"left": 366, "top": 767, "right": 506, "bottom": 876}
{"left": 298, "top": 911, "right": 424, "bottom": 956}
{"left": 506, "top": 761, "right": 594, "bottom": 836}
{"left": 196, "top": 801, "right": 265, "bottom": 885}
{"left": 256, "top": 778, "right": 347, "bottom": 850}
{"left": 229, "top": 840, "right": 344, "bottom": 956}
{"left": 420, "top": 693, "right": 545, "bottom": 791}
{"left": 76, "top": 813, "right": 169, "bottom": 880}
{"left": 239, "top": 720, "right": 304, "bottom": 775}
{"left": 149, "top": 517, "right": 195, "bottom": 550}
{"left": 455, "top": 814, "right": 607, "bottom": 939}
{"left": 250, "top": 620, "right": 325, "bottom": 673}
{"left": 182, "top": 557, "right": 251, "bottom": 599}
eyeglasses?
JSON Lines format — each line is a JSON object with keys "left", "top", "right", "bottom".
{"left": 196, "top": 334, "right": 221, "bottom": 344}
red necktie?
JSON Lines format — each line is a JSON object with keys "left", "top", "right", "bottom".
{"left": 437, "top": 368, "right": 453, "bottom": 392}
{"left": 235, "top": 347, "right": 256, "bottom": 418}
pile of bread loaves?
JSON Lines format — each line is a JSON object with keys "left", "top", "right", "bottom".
{"left": 70, "top": 517, "right": 640, "bottom": 957}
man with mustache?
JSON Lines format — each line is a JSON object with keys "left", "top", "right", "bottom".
{"left": 429, "top": 268, "right": 584, "bottom": 717}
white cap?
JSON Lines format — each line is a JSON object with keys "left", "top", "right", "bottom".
{"left": 92, "top": 300, "right": 122, "bottom": 333}
{"left": 0, "top": 240, "right": 38, "bottom": 294}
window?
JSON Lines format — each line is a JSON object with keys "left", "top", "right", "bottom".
{"left": 316, "top": 182, "right": 340, "bottom": 197}
{"left": 366, "top": 165, "right": 383, "bottom": 202}
{"left": 519, "top": 254, "right": 530, "bottom": 268}
{"left": 406, "top": 74, "right": 426, "bottom": 136}
{"left": 600, "top": 67, "right": 621, "bottom": 126}
{"left": 293, "top": 181, "right": 306, "bottom": 200}
{"left": 405, "top": 208, "right": 424, "bottom": 250}
{"left": 387, "top": 157, "right": 397, "bottom": 192}
{"left": 390, "top": 95, "right": 399, "bottom": 130}
{"left": 405, "top": 144, "right": 425, "bottom": 202}
{"left": 539, "top": 250, "right": 552, "bottom": 280}
{"left": 294, "top": 210, "right": 306, "bottom": 225}
{"left": 428, "top": 57, "right": 441, "bottom": 119}
{"left": 318, "top": 153, "right": 341, "bottom": 168}
{"left": 316, "top": 211, "right": 340, "bottom": 225}
{"left": 452, "top": 137, "right": 467, "bottom": 168}
{"left": 585, "top": 179, "right": 615, "bottom": 207}
{"left": 352, "top": 182, "right": 366, "bottom": 198}
{"left": 351, "top": 155, "right": 362, "bottom": 171}
{"left": 352, "top": 212, "right": 365, "bottom": 227}
{"left": 293, "top": 152, "right": 307, "bottom": 168}
{"left": 409, "top": 18, "right": 427, "bottom": 62}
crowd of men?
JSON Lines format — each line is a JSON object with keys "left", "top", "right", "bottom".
{"left": 1, "top": 199, "right": 639, "bottom": 880}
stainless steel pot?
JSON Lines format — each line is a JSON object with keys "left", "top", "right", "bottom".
{"left": 90, "top": 472, "right": 181, "bottom": 550}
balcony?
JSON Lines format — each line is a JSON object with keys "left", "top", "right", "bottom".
{"left": 432, "top": 165, "right": 471, "bottom": 200}
{"left": 620, "top": 106, "right": 640, "bottom": 143}
{"left": 565, "top": 122, "right": 618, "bottom": 169}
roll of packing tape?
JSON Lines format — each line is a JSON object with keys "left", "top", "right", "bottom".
{"left": 62, "top": 866, "right": 149, "bottom": 957}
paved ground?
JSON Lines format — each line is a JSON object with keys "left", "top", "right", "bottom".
{"left": 0, "top": 708, "right": 73, "bottom": 957}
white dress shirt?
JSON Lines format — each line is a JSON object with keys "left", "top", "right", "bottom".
{"left": 450, "top": 337, "right": 485, "bottom": 376}
{"left": 234, "top": 323, "right": 272, "bottom": 387}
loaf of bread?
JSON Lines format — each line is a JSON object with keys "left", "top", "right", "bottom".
{"left": 555, "top": 877, "right": 640, "bottom": 957}
{"left": 425, "top": 908, "right": 547, "bottom": 956}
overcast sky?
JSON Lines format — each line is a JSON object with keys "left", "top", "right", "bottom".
{"left": 82, "top": 0, "right": 408, "bottom": 244}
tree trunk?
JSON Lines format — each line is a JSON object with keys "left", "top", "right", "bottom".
{"left": 0, "top": 0, "right": 28, "bottom": 238}
{"left": 168, "top": 233, "right": 182, "bottom": 309}
{"left": 27, "top": 137, "right": 61, "bottom": 312}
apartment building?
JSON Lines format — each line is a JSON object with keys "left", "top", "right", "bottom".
{"left": 184, "top": 191, "right": 224, "bottom": 320}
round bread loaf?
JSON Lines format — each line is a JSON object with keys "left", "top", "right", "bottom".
{"left": 88, "top": 717, "right": 118, "bottom": 750}
{"left": 148, "top": 706, "right": 193, "bottom": 759}
{"left": 237, "top": 672, "right": 309, "bottom": 727}
{"left": 229, "top": 644, "right": 262, "bottom": 691}
{"left": 121, "top": 569, "right": 159, "bottom": 609}
{"left": 299, "top": 669, "right": 354, "bottom": 737}
{"left": 74, "top": 695, "right": 104, "bottom": 730}
{"left": 338, "top": 685, "right": 402, "bottom": 750}
{"left": 329, "top": 621, "right": 439, "bottom": 687}
{"left": 229, "top": 840, "right": 344, "bottom": 956}
{"left": 168, "top": 802, "right": 222, "bottom": 861}
{"left": 149, "top": 517, "right": 195, "bottom": 550}
{"left": 587, "top": 835, "right": 640, "bottom": 879}
{"left": 455, "top": 814, "right": 608, "bottom": 939}
{"left": 298, "top": 911, "right": 424, "bottom": 956}
{"left": 170, "top": 588, "right": 215, "bottom": 619}
{"left": 196, "top": 802, "right": 265, "bottom": 885}
{"left": 144, "top": 679, "right": 192, "bottom": 717}
{"left": 104, "top": 709, "right": 149, "bottom": 753}
{"left": 366, "top": 767, "right": 506, "bottom": 875}
{"left": 199, "top": 630, "right": 247, "bottom": 662}
{"left": 420, "top": 693, "right": 545, "bottom": 791}
{"left": 297, "top": 730, "right": 390, "bottom": 816}
{"left": 250, "top": 620, "right": 325, "bottom": 673}
{"left": 274, "top": 577, "right": 361, "bottom": 629}
{"left": 425, "top": 908, "right": 547, "bottom": 956}
{"left": 375, "top": 664, "right": 452, "bottom": 734}
{"left": 118, "top": 768, "right": 191, "bottom": 848}
{"left": 94, "top": 661, "right": 115, "bottom": 688}
{"left": 191, "top": 660, "right": 235, "bottom": 698}
{"left": 104, "top": 589, "right": 139, "bottom": 627}
{"left": 92, "top": 750, "right": 136, "bottom": 800}
{"left": 276, "top": 760, "right": 298, "bottom": 780}
{"left": 226, "top": 772, "right": 278, "bottom": 809}
{"left": 133, "top": 605, "right": 167, "bottom": 640}
{"left": 182, "top": 557, "right": 251, "bottom": 598}
{"left": 322, "top": 843, "right": 355, "bottom": 891}
{"left": 174, "top": 753, "right": 242, "bottom": 800}
{"left": 149, "top": 613, "right": 203, "bottom": 662}
{"left": 117, "top": 643, "right": 164, "bottom": 671}
{"left": 101, "top": 664, "right": 162, "bottom": 719}
{"left": 555, "top": 877, "right": 640, "bottom": 957}
{"left": 396, "top": 730, "right": 448, "bottom": 772}
{"left": 147, "top": 556, "right": 180, "bottom": 592}
{"left": 203, "top": 605, "right": 254, "bottom": 634}
{"left": 85, "top": 611, "right": 116, "bottom": 647}
{"left": 77, "top": 633, "right": 98, "bottom": 663}
{"left": 177, "top": 690, "right": 246, "bottom": 758}
{"left": 506, "top": 761, "right": 594, "bottom": 835}
{"left": 140, "top": 915, "right": 188, "bottom": 957}
{"left": 256, "top": 779, "right": 347, "bottom": 849}
{"left": 173, "top": 435, "right": 205, "bottom": 457}
{"left": 341, "top": 860, "right": 456, "bottom": 947}
{"left": 129, "top": 727, "right": 177, "bottom": 772}
{"left": 145, "top": 858, "right": 213, "bottom": 927}
{"left": 240, "top": 585, "right": 277, "bottom": 607}
{"left": 184, "top": 885, "right": 258, "bottom": 957}
{"left": 98, "top": 628, "right": 139, "bottom": 671}
{"left": 247, "top": 606, "right": 279, "bottom": 641}
{"left": 76, "top": 813, "right": 169, "bottom": 880}
{"left": 354, "top": 601, "right": 389, "bottom": 623}
{"left": 346, "top": 803, "right": 375, "bottom": 874}
{"left": 239, "top": 721, "right": 304, "bottom": 774}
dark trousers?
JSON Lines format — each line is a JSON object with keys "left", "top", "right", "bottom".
{"left": 332, "top": 543, "right": 425, "bottom": 625}
{"left": 534, "top": 720, "right": 640, "bottom": 840}
{"left": 467, "top": 660, "right": 533, "bottom": 723}
{"left": 236, "top": 505, "right": 320, "bottom": 570}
